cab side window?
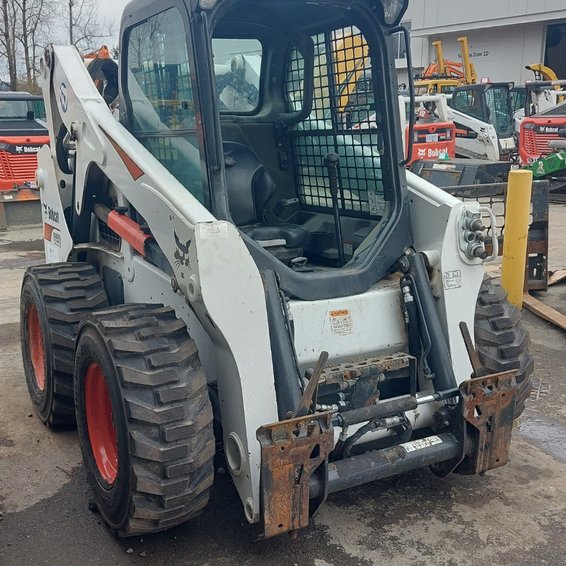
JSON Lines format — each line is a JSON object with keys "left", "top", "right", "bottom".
{"left": 452, "top": 90, "right": 484, "bottom": 122}
{"left": 126, "top": 8, "right": 207, "bottom": 206}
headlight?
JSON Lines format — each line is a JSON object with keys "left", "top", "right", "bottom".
{"left": 380, "top": 0, "right": 409, "bottom": 26}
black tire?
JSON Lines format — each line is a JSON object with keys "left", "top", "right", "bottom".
{"left": 20, "top": 263, "right": 108, "bottom": 427}
{"left": 474, "top": 277, "right": 534, "bottom": 418}
{"left": 74, "top": 304, "right": 215, "bottom": 536}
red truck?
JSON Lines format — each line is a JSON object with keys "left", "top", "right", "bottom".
{"left": 519, "top": 81, "right": 566, "bottom": 165}
{"left": 520, "top": 104, "right": 566, "bottom": 164}
{"left": 0, "top": 92, "right": 48, "bottom": 229}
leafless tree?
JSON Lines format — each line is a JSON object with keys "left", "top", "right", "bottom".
{"left": 0, "top": 0, "right": 18, "bottom": 89}
{"left": 0, "top": 0, "right": 111, "bottom": 92}
{"left": 0, "top": 0, "right": 55, "bottom": 91}
{"left": 127, "top": 13, "right": 165, "bottom": 71}
{"left": 14, "top": 0, "right": 53, "bottom": 86}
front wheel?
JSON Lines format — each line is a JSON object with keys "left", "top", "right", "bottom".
{"left": 474, "top": 277, "right": 534, "bottom": 418}
{"left": 74, "top": 304, "right": 215, "bottom": 536}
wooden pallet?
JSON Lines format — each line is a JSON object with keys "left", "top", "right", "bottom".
{"left": 523, "top": 293, "right": 566, "bottom": 331}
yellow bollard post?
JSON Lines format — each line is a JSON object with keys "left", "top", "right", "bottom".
{"left": 501, "top": 170, "right": 533, "bottom": 308}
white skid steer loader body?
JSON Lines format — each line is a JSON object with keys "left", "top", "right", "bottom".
{"left": 38, "top": 45, "right": 487, "bottom": 523}
{"left": 447, "top": 107, "right": 511, "bottom": 161}
{"left": 39, "top": 45, "right": 279, "bottom": 523}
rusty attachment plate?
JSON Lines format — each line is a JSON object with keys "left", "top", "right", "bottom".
{"left": 256, "top": 412, "right": 334, "bottom": 538}
{"left": 321, "top": 352, "right": 412, "bottom": 384}
{"left": 459, "top": 370, "right": 517, "bottom": 474}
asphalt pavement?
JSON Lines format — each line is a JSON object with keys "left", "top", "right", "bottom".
{"left": 1, "top": 215, "right": 565, "bottom": 566}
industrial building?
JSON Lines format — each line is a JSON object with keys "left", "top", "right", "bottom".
{"left": 397, "top": 1, "right": 566, "bottom": 85}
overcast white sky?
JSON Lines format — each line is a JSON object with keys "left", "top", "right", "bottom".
{"left": 98, "top": 0, "right": 131, "bottom": 49}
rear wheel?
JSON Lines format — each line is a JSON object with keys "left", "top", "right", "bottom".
{"left": 74, "top": 304, "right": 215, "bottom": 536}
{"left": 474, "top": 277, "right": 534, "bottom": 418}
{"left": 20, "top": 263, "right": 108, "bottom": 426}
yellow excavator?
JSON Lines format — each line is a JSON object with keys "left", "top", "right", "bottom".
{"left": 333, "top": 31, "right": 369, "bottom": 113}
{"left": 334, "top": 34, "right": 479, "bottom": 106}
{"left": 415, "top": 37, "right": 477, "bottom": 95}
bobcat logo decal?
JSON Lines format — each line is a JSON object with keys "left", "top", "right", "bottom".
{"left": 174, "top": 231, "right": 191, "bottom": 268}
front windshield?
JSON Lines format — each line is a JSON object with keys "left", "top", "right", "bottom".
{"left": 0, "top": 100, "right": 30, "bottom": 119}
{"left": 33, "top": 99, "right": 46, "bottom": 120}
{"left": 414, "top": 83, "right": 455, "bottom": 96}
{"left": 540, "top": 100, "right": 566, "bottom": 116}
{"left": 486, "top": 86, "right": 514, "bottom": 137}
{"left": 440, "top": 85, "right": 456, "bottom": 95}
{"left": 126, "top": 7, "right": 206, "bottom": 206}
{"left": 512, "top": 88, "right": 526, "bottom": 113}
{"left": 415, "top": 85, "right": 430, "bottom": 96}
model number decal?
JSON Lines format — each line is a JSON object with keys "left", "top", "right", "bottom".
{"left": 401, "top": 436, "right": 442, "bottom": 453}
{"left": 42, "top": 203, "right": 60, "bottom": 224}
{"left": 443, "top": 270, "right": 462, "bottom": 290}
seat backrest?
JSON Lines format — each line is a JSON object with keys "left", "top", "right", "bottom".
{"left": 223, "top": 141, "right": 276, "bottom": 226}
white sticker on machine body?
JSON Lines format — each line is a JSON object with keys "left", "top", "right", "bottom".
{"left": 400, "top": 436, "right": 443, "bottom": 453}
{"left": 443, "top": 269, "right": 462, "bottom": 290}
{"left": 329, "top": 309, "right": 354, "bottom": 336}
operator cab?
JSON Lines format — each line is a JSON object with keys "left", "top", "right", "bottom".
{"left": 449, "top": 82, "right": 515, "bottom": 140}
{"left": 120, "top": 0, "right": 411, "bottom": 297}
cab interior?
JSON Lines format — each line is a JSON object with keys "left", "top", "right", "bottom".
{"left": 123, "top": 1, "right": 398, "bottom": 271}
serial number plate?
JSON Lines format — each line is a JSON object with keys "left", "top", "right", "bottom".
{"left": 401, "top": 436, "right": 442, "bottom": 453}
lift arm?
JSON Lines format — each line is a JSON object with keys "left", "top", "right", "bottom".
{"left": 457, "top": 37, "right": 477, "bottom": 85}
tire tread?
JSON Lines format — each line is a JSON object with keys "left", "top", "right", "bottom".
{"left": 79, "top": 304, "right": 214, "bottom": 536}
{"left": 475, "top": 278, "right": 534, "bottom": 418}
{"left": 22, "top": 262, "right": 108, "bottom": 427}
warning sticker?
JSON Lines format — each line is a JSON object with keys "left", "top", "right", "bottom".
{"left": 329, "top": 309, "right": 353, "bottom": 336}
{"left": 443, "top": 270, "right": 462, "bottom": 290}
{"left": 401, "top": 436, "right": 443, "bottom": 453}
{"left": 368, "top": 191, "right": 384, "bottom": 216}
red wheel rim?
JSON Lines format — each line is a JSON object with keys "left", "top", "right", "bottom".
{"left": 85, "top": 362, "right": 118, "bottom": 485}
{"left": 27, "top": 303, "right": 46, "bottom": 391}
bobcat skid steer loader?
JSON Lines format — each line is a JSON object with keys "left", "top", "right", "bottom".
{"left": 20, "top": 0, "right": 533, "bottom": 539}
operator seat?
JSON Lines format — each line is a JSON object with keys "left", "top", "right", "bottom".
{"left": 223, "top": 142, "right": 310, "bottom": 252}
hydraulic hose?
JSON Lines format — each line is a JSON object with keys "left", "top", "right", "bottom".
{"left": 404, "top": 253, "right": 457, "bottom": 392}
{"left": 262, "top": 270, "right": 303, "bottom": 419}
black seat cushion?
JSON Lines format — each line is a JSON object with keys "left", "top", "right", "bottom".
{"left": 224, "top": 141, "right": 276, "bottom": 226}
{"left": 223, "top": 141, "right": 310, "bottom": 249}
{"left": 243, "top": 225, "right": 311, "bottom": 248}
